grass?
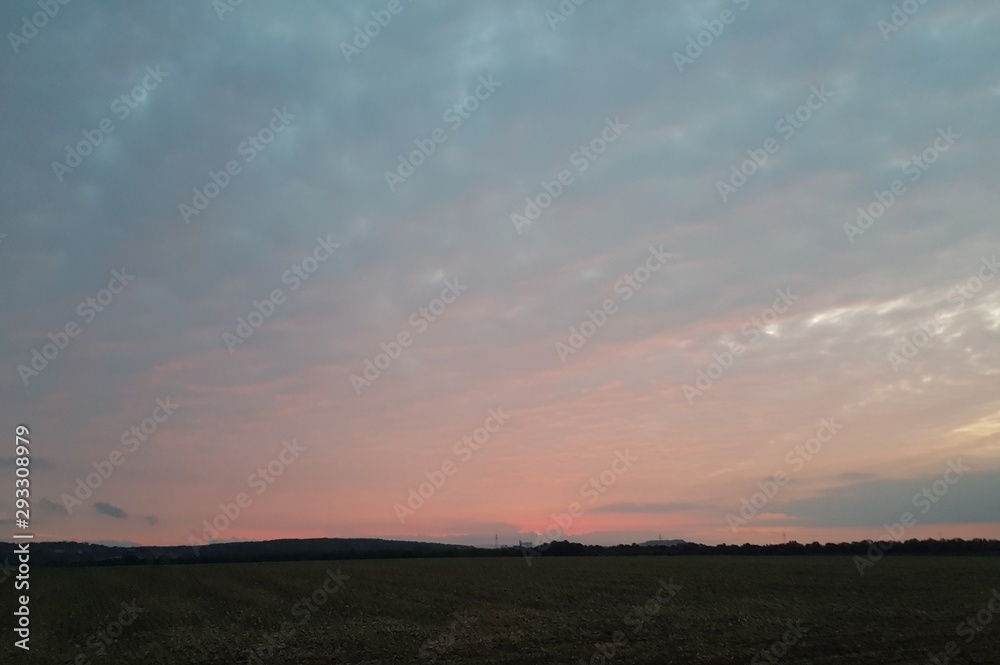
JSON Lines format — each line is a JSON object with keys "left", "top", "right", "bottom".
{"left": 2, "top": 556, "right": 999, "bottom": 663}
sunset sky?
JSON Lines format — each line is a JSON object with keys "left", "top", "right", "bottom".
{"left": 2, "top": 0, "right": 999, "bottom": 549}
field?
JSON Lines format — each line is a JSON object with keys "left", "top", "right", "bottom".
{"left": 3, "top": 556, "right": 1000, "bottom": 664}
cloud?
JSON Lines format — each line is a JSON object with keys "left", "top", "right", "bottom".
{"left": 767, "top": 466, "right": 1000, "bottom": 528}
{"left": 38, "top": 498, "right": 67, "bottom": 517}
{"left": 93, "top": 502, "right": 128, "bottom": 519}
{"left": 834, "top": 472, "right": 878, "bottom": 483}
{"left": 592, "top": 502, "right": 709, "bottom": 514}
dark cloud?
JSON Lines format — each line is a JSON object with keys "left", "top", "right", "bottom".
{"left": 767, "top": 465, "right": 1000, "bottom": 528}
{"left": 94, "top": 502, "right": 128, "bottom": 519}
{"left": 37, "top": 498, "right": 67, "bottom": 516}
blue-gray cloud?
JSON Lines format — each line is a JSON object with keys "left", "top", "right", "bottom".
{"left": 94, "top": 502, "right": 128, "bottom": 519}
{"left": 592, "top": 502, "right": 709, "bottom": 514}
{"left": 765, "top": 466, "right": 1000, "bottom": 528}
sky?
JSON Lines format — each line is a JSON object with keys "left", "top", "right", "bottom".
{"left": 1, "top": 0, "right": 999, "bottom": 549}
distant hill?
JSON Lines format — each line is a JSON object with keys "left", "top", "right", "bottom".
{"left": 639, "top": 539, "right": 687, "bottom": 547}
{"left": 0, "top": 537, "right": 476, "bottom": 567}
{"left": 2, "top": 537, "right": 998, "bottom": 568}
